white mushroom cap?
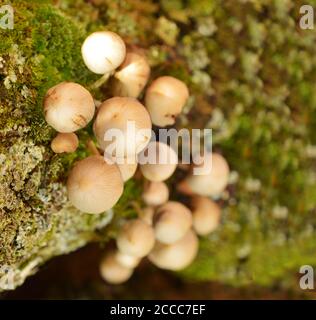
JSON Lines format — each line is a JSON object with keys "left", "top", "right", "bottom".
{"left": 117, "top": 160, "right": 138, "bottom": 182}
{"left": 99, "top": 252, "right": 133, "bottom": 284}
{"left": 191, "top": 196, "right": 221, "bottom": 236}
{"left": 112, "top": 52, "right": 150, "bottom": 98}
{"left": 142, "top": 181, "right": 169, "bottom": 206}
{"left": 180, "top": 153, "right": 230, "bottom": 197}
{"left": 51, "top": 133, "right": 79, "bottom": 153}
{"left": 93, "top": 97, "right": 152, "bottom": 160}
{"left": 116, "top": 219, "right": 155, "bottom": 258}
{"left": 145, "top": 76, "right": 189, "bottom": 127}
{"left": 153, "top": 201, "right": 192, "bottom": 244}
{"left": 138, "top": 141, "right": 178, "bottom": 182}
{"left": 115, "top": 250, "right": 141, "bottom": 268}
{"left": 148, "top": 230, "right": 198, "bottom": 271}
{"left": 81, "top": 31, "right": 126, "bottom": 74}
{"left": 44, "top": 82, "right": 95, "bottom": 133}
{"left": 67, "top": 155, "right": 123, "bottom": 214}
{"left": 139, "top": 207, "right": 155, "bottom": 226}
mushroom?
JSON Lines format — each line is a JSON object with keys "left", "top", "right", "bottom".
{"left": 139, "top": 207, "right": 155, "bottom": 225}
{"left": 153, "top": 201, "right": 192, "bottom": 244}
{"left": 145, "top": 76, "right": 189, "bottom": 127}
{"left": 142, "top": 181, "right": 169, "bottom": 206}
{"left": 112, "top": 52, "right": 150, "bottom": 98}
{"left": 148, "top": 230, "right": 198, "bottom": 271}
{"left": 93, "top": 97, "right": 152, "bottom": 161}
{"left": 44, "top": 82, "right": 95, "bottom": 133}
{"left": 67, "top": 155, "right": 123, "bottom": 214}
{"left": 116, "top": 219, "right": 155, "bottom": 258}
{"left": 99, "top": 252, "right": 133, "bottom": 284}
{"left": 117, "top": 160, "right": 138, "bottom": 182}
{"left": 178, "top": 153, "right": 230, "bottom": 197}
{"left": 81, "top": 31, "right": 126, "bottom": 75}
{"left": 191, "top": 196, "right": 221, "bottom": 236}
{"left": 138, "top": 141, "right": 178, "bottom": 182}
{"left": 51, "top": 133, "right": 79, "bottom": 153}
{"left": 115, "top": 250, "right": 141, "bottom": 268}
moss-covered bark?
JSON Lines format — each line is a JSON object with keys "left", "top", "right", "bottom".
{"left": 1, "top": 0, "right": 316, "bottom": 290}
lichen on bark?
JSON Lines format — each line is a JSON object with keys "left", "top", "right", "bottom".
{"left": 1, "top": 0, "right": 316, "bottom": 291}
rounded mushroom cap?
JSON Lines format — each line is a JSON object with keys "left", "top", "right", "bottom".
{"left": 115, "top": 250, "right": 141, "bottom": 268}
{"left": 142, "top": 181, "right": 169, "bottom": 206}
{"left": 139, "top": 207, "right": 155, "bottom": 226}
{"left": 93, "top": 97, "right": 152, "bottom": 159}
{"left": 51, "top": 132, "right": 79, "bottom": 153}
{"left": 67, "top": 155, "right": 123, "bottom": 214}
{"left": 112, "top": 52, "right": 150, "bottom": 98}
{"left": 99, "top": 252, "right": 133, "bottom": 284}
{"left": 191, "top": 196, "right": 221, "bottom": 236}
{"left": 44, "top": 82, "right": 95, "bottom": 133}
{"left": 81, "top": 31, "right": 126, "bottom": 74}
{"left": 148, "top": 230, "right": 198, "bottom": 271}
{"left": 185, "top": 153, "right": 230, "bottom": 197}
{"left": 153, "top": 201, "right": 192, "bottom": 244}
{"left": 145, "top": 76, "right": 189, "bottom": 127}
{"left": 116, "top": 219, "right": 155, "bottom": 258}
{"left": 138, "top": 142, "right": 178, "bottom": 182}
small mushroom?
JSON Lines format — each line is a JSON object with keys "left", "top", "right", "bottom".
{"left": 139, "top": 207, "right": 155, "bottom": 225}
{"left": 99, "top": 252, "right": 133, "bottom": 284}
{"left": 67, "top": 155, "right": 123, "bottom": 214}
{"left": 115, "top": 250, "right": 141, "bottom": 268}
{"left": 112, "top": 52, "right": 150, "bottom": 98}
{"left": 116, "top": 219, "right": 155, "bottom": 258}
{"left": 145, "top": 76, "right": 189, "bottom": 127}
{"left": 138, "top": 141, "right": 178, "bottom": 182}
{"left": 153, "top": 201, "right": 192, "bottom": 244}
{"left": 51, "top": 133, "right": 79, "bottom": 153}
{"left": 117, "top": 160, "right": 138, "bottom": 182}
{"left": 142, "top": 181, "right": 169, "bottom": 206}
{"left": 178, "top": 153, "right": 230, "bottom": 197}
{"left": 93, "top": 97, "right": 152, "bottom": 160}
{"left": 81, "top": 31, "right": 126, "bottom": 75}
{"left": 148, "top": 230, "right": 198, "bottom": 271}
{"left": 44, "top": 82, "right": 95, "bottom": 133}
{"left": 191, "top": 196, "right": 221, "bottom": 236}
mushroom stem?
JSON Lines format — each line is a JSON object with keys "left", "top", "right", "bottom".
{"left": 89, "top": 71, "right": 113, "bottom": 90}
{"left": 86, "top": 139, "right": 100, "bottom": 156}
{"left": 130, "top": 200, "right": 143, "bottom": 216}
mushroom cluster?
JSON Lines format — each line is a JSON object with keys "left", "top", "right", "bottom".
{"left": 42, "top": 29, "right": 231, "bottom": 285}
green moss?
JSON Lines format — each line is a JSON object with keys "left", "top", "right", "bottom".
{"left": 0, "top": 0, "right": 140, "bottom": 290}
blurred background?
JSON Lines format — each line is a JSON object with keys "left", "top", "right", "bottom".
{"left": 2, "top": 244, "right": 316, "bottom": 300}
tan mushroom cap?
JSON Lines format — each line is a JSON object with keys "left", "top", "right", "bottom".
{"left": 117, "top": 160, "right": 138, "bottom": 182}
{"left": 145, "top": 76, "right": 189, "bottom": 127}
{"left": 51, "top": 133, "right": 79, "bottom": 153}
{"left": 179, "top": 153, "right": 230, "bottom": 197}
{"left": 112, "top": 52, "right": 150, "bottom": 98}
{"left": 153, "top": 201, "right": 192, "bottom": 244}
{"left": 81, "top": 31, "right": 126, "bottom": 74}
{"left": 93, "top": 97, "right": 152, "bottom": 159}
{"left": 191, "top": 196, "right": 221, "bottom": 236}
{"left": 44, "top": 82, "right": 95, "bottom": 133}
{"left": 99, "top": 252, "right": 133, "bottom": 284}
{"left": 116, "top": 219, "right": 155, "bottom": 258}
{"left": 67, "top": 155, "right": 123, "bottom": 214}
{"left": 148, "top": 230, "right": 198, "bottom": 271}
{"left": 114, "top": 250, "right": 141, "bottom": 268}
{"left": 142, "top": 181, "right": 169, "bottom": 206}
{"left": 138, "top": 141, "right": 178, "bottom": 182}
